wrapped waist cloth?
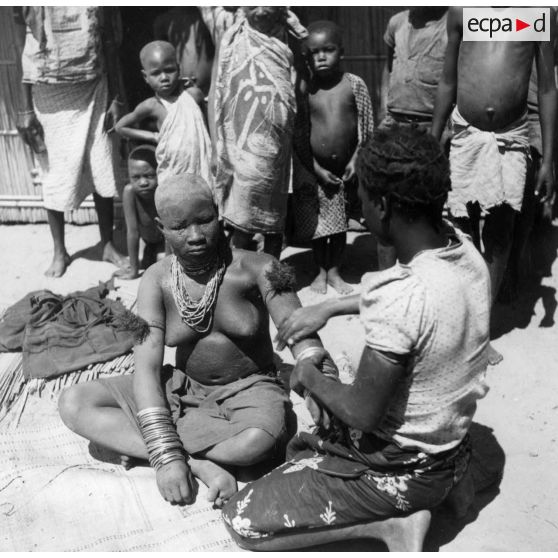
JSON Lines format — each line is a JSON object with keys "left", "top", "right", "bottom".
{"left": 448, "top": 106, "right": 531, "bottom": 217}
{"left": 222, "top": 429, "right": 472, "bottom": 539}
{"left": 213, "top": 19, "right": 296, "bottom": 234}
{"left": 101, "top": 365, "right": 291, "bottom": 455}
{"left": 155, "top": 90, "right": 213, "bottom": 187}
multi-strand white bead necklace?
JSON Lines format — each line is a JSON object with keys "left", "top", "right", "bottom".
{"left": 170, "top": 254, "right": 226, "bottom": 333}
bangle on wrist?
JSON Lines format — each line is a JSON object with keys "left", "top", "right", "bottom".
{"left": 295, "top": 345, "right": 323, "bottom": 364}
{"left": 18, "top": 109, "right": 35, "bottom": 115}
{"left": 137, "top": 406, "right": 188, "bottom": 471}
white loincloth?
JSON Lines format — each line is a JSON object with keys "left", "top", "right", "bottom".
{"left": 448, "top": 106, "right": 531, "bottom": 218}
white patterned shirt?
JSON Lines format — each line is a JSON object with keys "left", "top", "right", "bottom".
{"left": 360, "top": 227, "right": 490, "bottom": 454}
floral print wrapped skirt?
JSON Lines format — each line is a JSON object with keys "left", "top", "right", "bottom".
{"left": 222, "top": 430, "right": 470, "bottom": 539}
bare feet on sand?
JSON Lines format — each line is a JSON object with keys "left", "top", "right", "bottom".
{"left": 102, "top": 242, "right": 127, "bottom": 268}
{"left": 189, "top": 457, "right": 237, "bottom": 508}
{"left": 45, "top": 251, "right": 71, "bottom": 278}
{"left": 310, "top": 268, "right": 327, "bottom": 294}
{"left": 327, "top": 268, "right": 353, "bottom": 295}
{"left": 488, "top": 343, "right": 503, "bottom": 366}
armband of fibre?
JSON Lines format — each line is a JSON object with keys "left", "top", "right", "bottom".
{"left": 264, "top": 260, "right": 296, "bottom": 301}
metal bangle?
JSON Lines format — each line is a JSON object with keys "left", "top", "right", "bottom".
{"left": 295, "top": 345, "right": 323, "bottom": 364}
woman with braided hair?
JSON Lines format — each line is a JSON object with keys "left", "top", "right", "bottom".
{"left": 221, "top": 126, "right": 491, "bottom": 550}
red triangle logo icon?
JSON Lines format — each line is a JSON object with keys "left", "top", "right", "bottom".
{"left": 516, "top": 18, "right": 530, "bottom": 31}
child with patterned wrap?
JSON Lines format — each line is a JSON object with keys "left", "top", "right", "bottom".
{"left": 293, "top": 21, "right": 374, "bottom": 294}
{"left": 114, "top": 41, "right": 212, "bottom": 186}
{"left": 222, "top": 126, "right": 491, "bottom": 551}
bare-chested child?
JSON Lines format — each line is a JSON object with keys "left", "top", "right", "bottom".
{"left": 114, "top": 41, "right": 212, "bottom": 185}
{"left": 58, "top": 173, "right": 336, "bottom": 508}
{"left": 114, "top": 145, "right": 165, "bottom": 280}
{"left": 293, "top": 21, "right": 374, "bottom": 294}
{"left": 431, "top": 7, "right": 556, "bottom": 308}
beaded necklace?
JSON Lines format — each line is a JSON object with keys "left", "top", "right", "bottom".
{"left": 170, "top": 254, "right": 226, "bottom": 333}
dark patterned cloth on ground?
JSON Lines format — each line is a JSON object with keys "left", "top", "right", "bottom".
{"left": 0, "top": 282, "right": 135, "bottom": 379}
{"left": 222, "top": 429, "right": 470, "bottom": 539}
{"left": 101, "top": 365, "right": 292, "bottom": 455}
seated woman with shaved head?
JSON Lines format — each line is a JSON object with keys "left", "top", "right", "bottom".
{"left": 58, "top": 173, "right": 334, "bottom": 507}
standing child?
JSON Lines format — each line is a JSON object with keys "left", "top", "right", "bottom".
{"left": 114, "top": 41, "right": 212, "bottom": 186}
{"left": 115, "top": 145, "right": 165, "bottom": 280}
{"left": 293, "top": 21, "right": 373, "bottom": 294}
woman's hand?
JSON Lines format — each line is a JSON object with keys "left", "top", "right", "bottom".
{"left": 536, "top": 161, "right": 555, "bottom": 221}
{"left": 16, "top": 110, "right": 43, "bottom": 147}
{"left": 155, "top": 459, "right": 198, "bottom": 505}
{"left": 275, "top": 303, "right": 331, "bottom": 351}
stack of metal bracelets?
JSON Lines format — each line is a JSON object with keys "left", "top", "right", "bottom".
{"left": 137, "top": 407, "right": 187, "bottom": 471}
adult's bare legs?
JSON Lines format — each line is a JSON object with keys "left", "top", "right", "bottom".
{"left": 93, "top": 193, "right": 126, "bottom": 266}
{"left": 58, "top": 382, "right": 147, "bottom": 458}
{"left": 453, "top": 204, "right": 514, "bottom": 365}
{"left": 310, "top": 237, "right": 328, "bottom": 294}
{"left": 58, "top": 382, "right": 274, "bottom": 505}
{"left": 327, "top": 232, "right": 353, "bottom": 294}
{"left": 45, "top": 209, "right": 71, "bottom": 277}
{"left": 482, "top": 204, "right": 516, "bottom": 303}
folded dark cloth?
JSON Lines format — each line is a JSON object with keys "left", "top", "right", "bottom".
{"left": 0, "top": 282, "right": 135, "bottom": 379}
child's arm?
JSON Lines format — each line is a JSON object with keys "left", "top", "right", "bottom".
{"left": 535, "top": 11, "right": 557, "bottom": 210}
{"left": 342, "top": 151, "right": 358, "bottom": 183}
{"left": 115, "top": 184, "right": 141, "bottom": 280}
{"left": 313, "top": 158, "right": 343, "bottom": 187}
{"left": 114, "top": 99, "right": 159, "bottom": 144}
{"left": 379, "top": 45, "right": 394, "bottom": 123}
{"left": 431, "top": 7, "right": 462, "bottom": 141}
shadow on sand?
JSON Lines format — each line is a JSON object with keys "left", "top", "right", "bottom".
{"left": 282, "top": 232, "right": 378, "bottom": 292}
{"left": 70, "top": 222, "right": 127, "bottom": 264}
{"left": 492, "top": 220, "right": 558, "bottom": 339}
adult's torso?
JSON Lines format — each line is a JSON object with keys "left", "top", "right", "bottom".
{"left": 457, "top": 41, "right": 535, "bottom": 130}
{"left": 22, "top": 6, "right": 104, "bottom": 84}
{"left": 159, "top": 253, "right": 274, "bottom": 386}
{"left": 154, "top": 8, "right": 214, "bottom": 96}
{"left": 387, "top": 10, "right": 447, "bottom": 118}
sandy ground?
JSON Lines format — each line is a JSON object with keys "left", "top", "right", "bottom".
{"left": 1, "top": 219, "right": 558, "bottom": 551}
